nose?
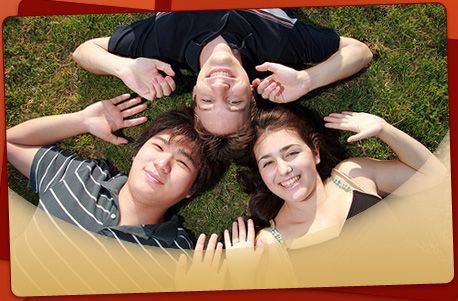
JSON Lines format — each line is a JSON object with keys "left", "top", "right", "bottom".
{"left": 154, "top": 153, "right": 172, "bottom": 174}
{"left": 211, "top": 81, "right": 230, "bottom": 94}
{"left": 277, "top": 159, "right": 292, "bottom": 176}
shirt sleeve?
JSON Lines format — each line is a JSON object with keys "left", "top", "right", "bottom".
{"left": 108, "top": 16, "right": 158, "bottom": 58}
{"left": 28, "top": 146, "right": 73, "bottom": 194}
{"left": 280, "top": 22, "right": 340, "bottom": 64}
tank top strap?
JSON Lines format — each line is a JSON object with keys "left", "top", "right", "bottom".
{"left": 331, "top": 168, "right": 373, "bottom": 194}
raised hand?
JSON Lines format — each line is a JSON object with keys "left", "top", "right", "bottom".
{"left": 324, "top": 111, "right": 388, "bottom": 142}
{"left": 81, "top": 94, "right": 148, "bottom": 145}
{"left": 175, "top": 233, "right": 226, "bottom": 291}
{"left": 252, "top": 62, "right": 311, "bottom": 103}
{"left": 224, "top": 217, "right": 256, "bottom": 249}
{"left": 223, "top": 217, "right": 263, "bottom": 289}
{"left": 119, "top": 58, "right": 176, "bottom": 101}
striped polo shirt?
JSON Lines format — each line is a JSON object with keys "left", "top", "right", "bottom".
{"left": 28, "top": 145, "right": 194, "bottom": 250}
{"left": 108, "top": 8, "right": 340, "bottom": 75}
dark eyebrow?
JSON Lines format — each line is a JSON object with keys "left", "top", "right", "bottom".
{"left": 156, "top": 137, "right": 195, "bottom": 165}
{"left": 257, "top": 144, "right": 298, "bottom": 164}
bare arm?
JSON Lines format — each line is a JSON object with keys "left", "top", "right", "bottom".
{"left": 324, "top": 112, "right": 447, "bottom": 196}
{"left": 73, "top": 38, "right": 176, "bottom": 100}
{"left": 253, "top": 37, "right": 373, "bottom": 103}
{"left": 7, "top": 94, "right": 147, "bottom": 178}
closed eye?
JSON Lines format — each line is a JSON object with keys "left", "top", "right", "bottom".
{"left": 153, "top": 143, "right": 163, "bottom": 151}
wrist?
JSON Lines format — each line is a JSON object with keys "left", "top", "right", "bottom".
{"left": 74, "top": 110, "right": 91, "bottom": 135}
{"left": 113, "top": 56, "right": 136, "bottom": 79}
{"left": 298, "top": 70, "right": 313, "bottom": 96}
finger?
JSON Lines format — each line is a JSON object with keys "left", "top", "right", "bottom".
{"left": 232, "top": 221, "right": 239, "bottom": 243}
{"left": 195, "top": 233, "right": 206, "bottom": 251}
{"left": 104, "top": 134, "right": 128, "bottom": 146}
{"left": 157, "top": 76, "right": 173, "bottom": 96}
{"left": 255, "top": 62, "right": 279, "bottom": 73}
{"left": 156, "top": 61, "right": 176, "bottom": 77}
{"left": 246, "top": 219, "right": 255, "bottom": 244}
{"left": 121, "top": 103, "right": 148, "bottom": 118}
{"left": 151, "top": 78, "right": 164, "bottom": 98}
{"left": 269, "top": 85, "right": 282, "bottom": 103}
{"left": 261, "top": 82, "right": 278, "bottom": 100}
{"left": 165, "top": 76, "right": 176, "bottom": 92}
{"left": 347, "top": 133, "right": 364, "bottom": 142}
{"left": 109, "top": 93, "right": 131, "bottom": 105}
{"left": 256, "top": 78, "right": 272, "bottom": 95}
{"left": 122, "top": 116, "right": 148, "bottom": 128}
{"left": 116, "top": 97, "right": 142, "bottom": 111}
{"left": 213, "top": 242, "right": 223, "bottom": 268}
{"left": 203, "top": 234, "right": 218, "bottom": 266}
{"left": 206, "top": 233, "right": 218, "bottom": 251}
{"left": 237, "top": 217, "right": 246, "bottom": 242}
{"left": 323, "top": 121, "right": 346, "bottom": 131}
{"left": 224, "top": 229, "right": 232, "bottom": 249}
{"left": 193, "top": 233, "right": 206, "bottom": 262}
{"left": 176, "top": 253, "right": 188, "bottom": 276}
{"left": 251, "top": 78, "right": 261, "bottom": 88}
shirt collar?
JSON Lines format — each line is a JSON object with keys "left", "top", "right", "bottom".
{"left": 107, "top": 215, "right": 182, "bottom": 246}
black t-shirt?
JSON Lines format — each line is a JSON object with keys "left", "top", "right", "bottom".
{"left": 108, "top": 9, "right": 340, "bottom": 73}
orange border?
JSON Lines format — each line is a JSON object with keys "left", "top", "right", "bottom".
{"left": 1, "top": 0, "right": 456, "bottom": 300}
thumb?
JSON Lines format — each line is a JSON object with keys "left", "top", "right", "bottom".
{"left": 156, "top": 61, "right": 175, "bottom": 77}
{"left": 255, "top": 62, "right": 279, "bottom": 73}
{"left": 105, "top": 134, "right": 128, "bottom": 145}
{"left": 347, "top": 133, "right": 365, "bottom": 142}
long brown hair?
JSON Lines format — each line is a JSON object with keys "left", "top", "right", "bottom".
{"left": 238, "top": 102, "right": 347, "bottom": 228}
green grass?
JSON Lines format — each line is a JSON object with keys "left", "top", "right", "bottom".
{"left": 4, "top": 4, "right": 449, "bottom": 243}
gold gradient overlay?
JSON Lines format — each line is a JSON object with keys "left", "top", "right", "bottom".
{"left": 8, "top": 132, "right": 453, "bottom": 296}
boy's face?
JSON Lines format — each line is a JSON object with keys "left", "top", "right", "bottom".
{"left": 127, "top": 131, "right": 199, "bottom": 208}
{"left": 193, "top": 51, "right": 253, "bottom": 135}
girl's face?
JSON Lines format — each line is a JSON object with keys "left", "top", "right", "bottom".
{"left": 254, "top": 129, "right": 321, "bottom": 203}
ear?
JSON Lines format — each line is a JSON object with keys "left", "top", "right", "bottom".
{"left": 132, "top": 155, "right": 136, "bottom": 162}
{"left": 184, "top": 191, "right": 195, "bottom": 199}
{"left": 192, "top": 85, "right": 196, "bottom": 99}
{"left": 313, "top": 147, "right": 321, "bottom": 165}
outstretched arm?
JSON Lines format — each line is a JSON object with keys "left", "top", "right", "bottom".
{"left": 324, "top": 112, "right": 447, "bottom": 196}
{"left": 7, "top": 94, "right": 147, "bottom": 178}
{"left": 73, "top": 37, "right": 176, "bottom": 101}
{"left": 253, "top": 37, "right": 373, "bottom": 103}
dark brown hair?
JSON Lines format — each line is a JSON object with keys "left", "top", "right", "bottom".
{"left": 238, "top": 102, "right": 347, "bottom": 228}
{"left": 191, "top": 94, "right": 257, "bottom": 164}
{"left": 133, "top": 107, "right": 226, "bottom": 194}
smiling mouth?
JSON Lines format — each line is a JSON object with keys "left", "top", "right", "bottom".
{"left": 145, "top": 169, "right": 163, "bottom": 185}
{"left": 208, "top": 69, "right": 234, "bottom": 78}
{"left": 279, "top": 175, "right": 300, "bottom": 188}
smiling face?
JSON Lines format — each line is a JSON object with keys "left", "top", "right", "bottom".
{"left": 193, "top": 51, "right": 253, "bottom": 135}
{"left": 254, "top": 129, "right": 321, "bottom": 204}
{"left": 126, "top": 131, "right": 199, "bottom": 208}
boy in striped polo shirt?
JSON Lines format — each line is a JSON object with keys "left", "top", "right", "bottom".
{"left": 7, "top": 94, "right": 223, "bottom": 250}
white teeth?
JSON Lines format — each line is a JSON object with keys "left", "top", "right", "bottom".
{"left": 210, "top": 71, "right": 231, "bottom": 77}
{"left": 279, "top": 176, "right": 300, "bottom": 188}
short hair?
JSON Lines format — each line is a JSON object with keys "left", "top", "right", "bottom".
{"left": 237, "top": 102, "right": 347, "bottom": 227}
{"left": 191, "top": 94, "right": 257, "bottom": 164}
{"left": 133, "top": 107, "right": 225, "bottom": 194}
